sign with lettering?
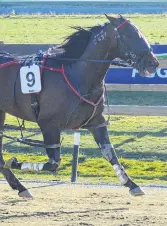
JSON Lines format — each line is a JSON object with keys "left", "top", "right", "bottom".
{"left": 105, "top": 67, "right": 167, "bottom": 84}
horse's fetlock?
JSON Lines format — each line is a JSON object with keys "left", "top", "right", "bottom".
{"left": 43, "top": 162, "right": 59, "bottom": 171}
{"left": 113, "top": 164, "right": 129, "bottom": 185}
{"left": 124, "top": 178, "right": 137, "bottom": 189}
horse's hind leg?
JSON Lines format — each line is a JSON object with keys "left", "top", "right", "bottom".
{"left": 38, "top": 119, "right": 61, "bottom": 172}
{"left": 0, "top": 110, "right": 32, "bottom": 198}
{"left": 89, "top": 125, "right": 145, "bottom": 196}
{"left": 6, "top": 120, "right": 61, "bottom": 173}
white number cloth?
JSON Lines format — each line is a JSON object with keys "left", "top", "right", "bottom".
{"left": 20, "top": 64, "right": 41, "bottom": 94}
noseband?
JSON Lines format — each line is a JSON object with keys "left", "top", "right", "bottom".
{"left": 114, "top": 20, "right": 152, "bottom": 71}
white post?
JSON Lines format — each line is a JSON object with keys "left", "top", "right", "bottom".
{"left": 71, "top": 132, "right": 80, "bottom": 182}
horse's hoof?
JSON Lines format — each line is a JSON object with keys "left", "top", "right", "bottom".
{"left": 18, "top": 189, "right": 33, "bottom": 198}
{"left": 129, "top": 186, "right": 145, "bottom": 196}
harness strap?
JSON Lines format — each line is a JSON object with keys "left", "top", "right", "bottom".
{"left": 29, "top": 55, "right": 48, "bottom": 121}
{"left": 117, "top": 20, "right": 129, "bottom": 29}
{"left": 0, "top": 61, "right": 19, "bottom": 68}
{"left": 42, "top": 64, "right": 104, "bottom": 128}
{"left": 31, "top": 93, "right": 39, "bottom": 121}
{"left": 79, "top": 89, "right": 104, "bottom": 128}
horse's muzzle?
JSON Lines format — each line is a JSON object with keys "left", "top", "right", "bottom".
{"left": 139, "top": 52, "right": 159, "bottom": 76}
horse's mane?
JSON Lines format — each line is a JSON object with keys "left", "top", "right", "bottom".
{"left": 0, "top": 24, "right": 106, "bottom": 65}
{"left": 48, "top": 24, "right": 105, "bottom": 63}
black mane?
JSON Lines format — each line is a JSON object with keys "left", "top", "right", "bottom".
{"left": 59, "top": 26, "right": 91, "bottom": 59}
{"left": 48, "top": 24, "right": 105, "bottom": 63}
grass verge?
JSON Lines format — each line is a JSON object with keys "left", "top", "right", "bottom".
{"left": 2, "top": 114, "right": 167, "bottom": 184}
{"left": 0, "top": 14, "right": 167, "bottom": 44}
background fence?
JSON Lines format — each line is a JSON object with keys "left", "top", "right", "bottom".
{"left": 0, "top": 43, "right": 166, "bottom": 116}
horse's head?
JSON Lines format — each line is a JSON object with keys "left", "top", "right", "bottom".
{"left": 105, "top": 14, "right": 159, "bottom": 76}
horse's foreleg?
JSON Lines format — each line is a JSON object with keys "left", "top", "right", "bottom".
{"left": 89, "top": 125, "right": 145, "bottom": 196}
{"left": 0, "top": 111, "right": 32, "bottom": 198}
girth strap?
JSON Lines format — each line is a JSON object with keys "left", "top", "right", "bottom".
{"left": 31, "top": 93, "right": 40, "bottom": 121}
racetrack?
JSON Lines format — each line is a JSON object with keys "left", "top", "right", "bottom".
{"left": 0, "top": 181, "right": 167, "bottom": 226}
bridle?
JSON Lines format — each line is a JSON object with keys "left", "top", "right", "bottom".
{"left": 113, "top": 19, "right": 153, "bottom": 71}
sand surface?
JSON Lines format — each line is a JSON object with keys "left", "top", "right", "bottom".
{"left": 0, "top": 182, "right": 167, "bottom": 226}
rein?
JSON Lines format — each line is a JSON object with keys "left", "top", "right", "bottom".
{"left": 41, "top": 57, "right": 130, "bottom": 67}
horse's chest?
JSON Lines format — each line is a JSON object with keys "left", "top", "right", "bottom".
{"left": 60, "top": 95, "right": 104, "bottom": 129}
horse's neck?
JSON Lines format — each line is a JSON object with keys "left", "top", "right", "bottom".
{"left": 74, "top": 26, "right": 115, "bottom": 92}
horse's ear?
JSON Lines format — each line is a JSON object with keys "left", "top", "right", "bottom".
{"left": 104, "top": 14, "right": 118, "bottom": 25}
{"left": 119, "top": 14, "right": 126, "bottom": 20}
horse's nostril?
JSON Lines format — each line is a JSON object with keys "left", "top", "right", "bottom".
{"left": 149, "top": 59, "right": 159, "bottom": 67}
{"left": 153, "top": 60, "right": 159, "bottom": 67}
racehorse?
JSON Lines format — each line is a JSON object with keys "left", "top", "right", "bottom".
{"left": 0, "top": 15, "right": 159, "bottom": 198}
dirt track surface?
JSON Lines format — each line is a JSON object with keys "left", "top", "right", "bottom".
{"left": 0, "top": 182, "right": 167, "bottom": 226}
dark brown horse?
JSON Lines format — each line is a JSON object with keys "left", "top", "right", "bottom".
{"left": 0, "top": 15, "right": 159, "bottom": 198}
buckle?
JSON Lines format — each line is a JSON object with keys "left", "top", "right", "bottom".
{"left": 31, "top": 102, "right": 38, "bottom": 107}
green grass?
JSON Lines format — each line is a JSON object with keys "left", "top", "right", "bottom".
{"left": 1, "top": 14, "right": 167, "bottom": 184}
{"left": 0, "top": 14, "right": 167, "bottom": 44}
{"left": 2, "top": 114, "right": 167, "bottom": 184}
{"left": 107, "top": 91, "right": 167, "bottom": 106}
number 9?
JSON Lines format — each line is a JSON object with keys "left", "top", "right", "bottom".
{"left": 26, "top": 72, "right": 35, "bottom": 87}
